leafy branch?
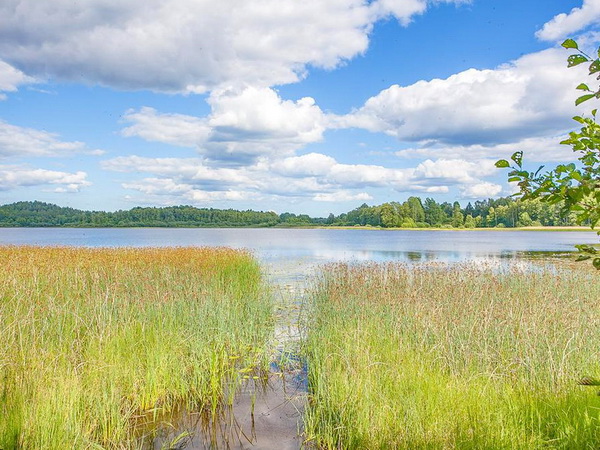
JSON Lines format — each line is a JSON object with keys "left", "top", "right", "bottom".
{"left": 562, "top": 38, "right": 600, "bottom": 106}
{"left": 496, "top": 39, "right": 600, "bottom": 270}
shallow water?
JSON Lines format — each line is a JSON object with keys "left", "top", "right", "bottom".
{"left": 142, "top": 280, "right": 308, "bottom": 450}
{"left": 147, "top": 372, "right": 306, "bottom": 450}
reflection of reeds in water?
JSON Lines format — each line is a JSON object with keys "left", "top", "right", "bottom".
{"left": 144, "top": 367, "right": 272, "bottom": 450}
{"left": 304, "top": 262, "right": 600, "bottom": 449}
{"left": 0, "top": 247, "right": 273, "bottom": 449}
{"left": 146, "top": 265, "right": 309, "bottom": 450}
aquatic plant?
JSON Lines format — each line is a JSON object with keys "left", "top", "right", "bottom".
{"left": 0, "top": 246, "right": 273, "bottom": 449}
{"left": 304, "top": 262, "right": 600, "bottom": 448}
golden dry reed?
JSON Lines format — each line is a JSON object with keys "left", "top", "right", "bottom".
{"left": 0, "top": 246, "right": 273, "bottom": 449}
{"left": 304, "top": 262, "right": 600, "bottom": 449}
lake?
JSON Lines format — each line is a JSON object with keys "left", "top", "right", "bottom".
{"left": 0, "top": 227, "right": 596, "bottom": 275}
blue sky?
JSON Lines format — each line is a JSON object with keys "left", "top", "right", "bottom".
{"left": 0, "top": 0, "right": 598, "bottom": 216}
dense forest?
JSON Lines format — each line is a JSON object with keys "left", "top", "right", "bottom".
{"left": 0, "top": 197, "right": 581, "bottom": 228}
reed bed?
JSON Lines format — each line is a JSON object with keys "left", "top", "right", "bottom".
{"left": 0, "top": 246, "right": 273, "bottom": 449}
{"left": 304, "top": 262, "right": 600, "bottom": 449}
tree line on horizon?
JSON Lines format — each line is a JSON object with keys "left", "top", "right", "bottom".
{"left": 0, "top": 197, "right": 582, "bottom": 229}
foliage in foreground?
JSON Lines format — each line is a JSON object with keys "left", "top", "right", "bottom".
{"left": 497, "top": 38, "right": 600, "bottom": 269}
{"left": 304, "top": 263, "right": 600, "bottom": 449}
{"left": 0, "top": 247, "right": 273, "bottom": 449}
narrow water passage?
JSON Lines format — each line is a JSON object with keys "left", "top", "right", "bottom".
{"left": 146, "top": 261, "right": 313, "bottom": 449}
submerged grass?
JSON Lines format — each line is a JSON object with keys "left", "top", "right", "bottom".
{"left": 0, "top": 246, "right": 273, "bottom": 449}
{"left": 304, "top": 262, "right": 600, "bottom": 449}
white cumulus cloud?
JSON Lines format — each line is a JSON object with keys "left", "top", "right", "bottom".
{"left": 0, "top": 0, "right": 466, "bottom": 93}
{"left": 0, "top": 120, "right": 104, "bottom": 158}
{"left": 460, "top": 182, "right": 503, "bottom": 199}
{"left": 0, "top": 60, "right": 34, "bottom": 99}
{"left": 396, "top": 134, "right": 575, "bottom": 163}
{"left": 412, "top": 158, "right": 497, "bottom": 184}
{"left": 102, "top": 152, "right": 497, "bottom": 205}
{"left": 337, "top": 48, "right": 585, "bottom": 146}
{"left": 270, "top": 153, "right": 337, "bottom": 177}
{"left": 0, "top": 166, "right": 90, "bottom": 192}
{"left": 537, "top": 0, "right": 600, "bottom": 42}
{"left": 121, "top": 108, "right": 211, "bottom": 148}
{"left": 314, "top": 191, "right": 373, "bottom": 202}
{"left": 122, "top": 87, "right": 327, "bottom": 163}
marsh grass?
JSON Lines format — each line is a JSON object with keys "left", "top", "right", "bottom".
{"left": 304, "top": 262, "right": 600, "bottom": 449}
{"left": 0, "top": 246, "right": 273, "bottom": 449}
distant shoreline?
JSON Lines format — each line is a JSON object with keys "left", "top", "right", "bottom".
{"left": 0, "top": 224, "right": 596, "bottom": 232}
{"left": 2, "top": 200, "right": 593, "bottom": 231}
{"left": 310, "top": 225, "right": 596, "bottom": 232}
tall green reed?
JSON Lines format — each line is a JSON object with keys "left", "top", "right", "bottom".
{"left": 304, "top": 262, "right": 600, "bottom": 449}
{"left": 0, "top": 246, "right": 273, "bottom": 449}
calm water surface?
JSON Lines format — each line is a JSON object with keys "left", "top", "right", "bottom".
{"left": 0, "top": 227, "right": 596, "bottom": 269}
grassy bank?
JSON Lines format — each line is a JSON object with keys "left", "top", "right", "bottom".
{"left": 0, "top": 246, "right": 273, "bottom": 449}
{"left": 314, "top": 225, "right": 596, "bottom": 232}
{"left": 304, "top": 263, "right": 600, "bottom": 449}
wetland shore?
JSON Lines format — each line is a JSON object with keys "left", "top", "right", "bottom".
{"left": 1, "top": 245, "right": 599, "bottom": 449}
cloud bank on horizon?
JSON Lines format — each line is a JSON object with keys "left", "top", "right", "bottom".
{"left": 0, "top": 0, "right": 598, "bottom": 214}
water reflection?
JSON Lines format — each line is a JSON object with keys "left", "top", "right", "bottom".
{"left": 2, "top": 227, "right": 592, "bottom": 286}
{"left": 0, "top": 228, "right": 595, "bottom": 266}
{"left": 145, "top": 372, "right": 306, "bottom": 450}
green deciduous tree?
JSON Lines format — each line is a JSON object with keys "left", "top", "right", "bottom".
{"left": 423, "top": 197, "right": 446, "bottom": 226}
{"left": 451, "top": 202, "right": 465, "bottom": 228}
{"left": 464, "top": 214, "right": 477, "bottom": 228}
{"left": 406, "top": 196, "right": 426, "bottom": 223}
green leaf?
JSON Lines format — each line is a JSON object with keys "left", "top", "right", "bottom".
{"left": 589, "top": 60, "right": 600, "bottom": 74}
{"left": 567, "top": 190, "right": 583, "bottom": 202}
{"left": 594, "top": 258, "right": 600, "bottom": 270}
{"left": 568, "top": 54, "right": 588, "bottom": 67}
{"left": 507, "top": 176, "right": 521, "bottom": 182}
{"left": 576, "top": 244, "right": 598, "bottom": 254}
{"left": 562, "top": 39, "right": 579, "bottom": 50}
{"left": 576, "top": 83, "right": 590, "bottom": 91}
{"left": 511, "top": 151, "right": 523, "bottom": 167}
{"left": 576, "top": 94, "right": 595, "bottom": 106}
{"left": 495, "top": 159, "right": 510, "bottom": 168}
{"left": 534, "top": 165, "right": 545, "bottom": 177}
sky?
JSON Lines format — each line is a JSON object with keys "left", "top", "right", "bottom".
{"left": 1, "top": 0, "right": 600, "bottom": 216}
